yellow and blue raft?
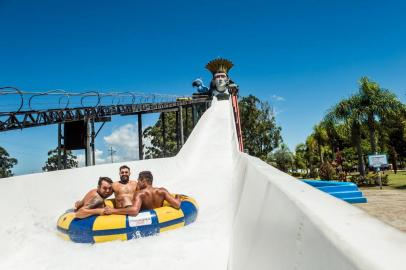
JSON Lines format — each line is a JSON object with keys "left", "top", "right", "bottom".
{"left": 57, "top": 194, "right": 198, "bottom": 243}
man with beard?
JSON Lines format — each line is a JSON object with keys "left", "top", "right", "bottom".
{"left": 74, "top": 177, "right": 113, "bottom": 218}
{"left": 112, "top": 165, "right": 139, "bottom": 208}
{"left": 105, "top": 171, "right": 180, "bottom": 216}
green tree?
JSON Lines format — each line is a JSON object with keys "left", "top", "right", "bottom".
{"left": 380, "top": 113, "right": 406, "bottom": 173}
{"left": 294, "top": 143, "right": 307, "bottom": 173}
{"left": 0, "top": 146, "right": 17, "bottom": 178}
{"left": 42, "top": 148, "right": 78, "bottom": 171}
{"left": 300, "top": 78, "right": 406, "bottom": 180}
{"left": 304, "top": 135, "right": 320, "bottom": 178}
{"left": 358, "top": 77, "right": 405, "bottom": 154}
{"left": 143, "top": 95, "right": 282, "bottom": 162}
{"left": 325, "top": 96, "right": 367, "bottom": 178}
{"left": 272, "top": 144, "right": 294, "bottom": 172}
{"left": 322, "top": 119, "right": 336, "bottom": 160}
{"left": 341, "top": 147, "right": 357, "bottom": 172}
{"left": 239, "top": 95, "right": 282, "bottom": 161}
{"left": 143, "top": 107, "right": 194, "bottom": 159}
{"left": 312, "top": 123, "right": 329, "bottom": 164}
{"left": 319, "top": 161, "right": 336, "bottom": 180}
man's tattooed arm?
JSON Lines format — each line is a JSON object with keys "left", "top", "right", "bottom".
{"left": 84, "top": 195, "right": 104, "bottom": 209}
{"left": 75, "top": 196, "right": 105, "bottom": 219}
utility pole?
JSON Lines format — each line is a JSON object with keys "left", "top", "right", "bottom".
{"left": 185, "top": 106, "right": 189, "bottom": 138}
{"left": 91, "top": 119, "right": 95, "bottom": 165}
{"left": 179, "top": 106, "right": 184, "bottom": 146}
{"left": 192, "top": 104, "right": 197, "bottom": 127}
{"left": 108, "top": 147, "right": 116, "bottom": 163}
{"left": 137, "top": 113, "right": 143, "bottom": 160}
{"left": 162, "top": 112, "right": 166, "bottom": 157}
{"left": 85, "top": 119, "right": 92, "bottom": 166}
{"left": 176, "top": 110, "right": 180, "bottom": 151}
{"left": 57, "top": 123, "right": 62, "bottom": 170}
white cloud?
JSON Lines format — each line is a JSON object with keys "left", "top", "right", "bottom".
{"left": 76, "top": 124, "right": 145, "bottom": 166}
{"left": 104, "top": 124, "right": 139, "bottom": 161}
{"left": 273, "top": 107, "right": 284, "bottom": 117}
{"left": 76, "top": 149, "right": 107, "bottom": 167}
{"left": 95, "top": 149, "right": 107, "bottom": 164}
{"left": 76, "top": 153, "right": 85, "bottom": 167}
{"left": 271, "top": 94, "right": 285, "bottom": 102}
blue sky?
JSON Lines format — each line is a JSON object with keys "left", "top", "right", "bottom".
{"left": 1, "top": 0, "right": 406, "bottom": 175}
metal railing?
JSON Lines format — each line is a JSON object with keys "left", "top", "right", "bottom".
{"left": 0, "top": 87, "right": 210, "bottom": 132}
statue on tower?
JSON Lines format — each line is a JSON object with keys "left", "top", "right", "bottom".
{"left": 192, "top": 58, "right": 239, "bottom": 99}
{"left": 206, "top": 58, "right": 238, "bottom": 99}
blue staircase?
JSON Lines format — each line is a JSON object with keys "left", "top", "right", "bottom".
{"left": 302, "top": 179, "right": 367, "bottom": 204}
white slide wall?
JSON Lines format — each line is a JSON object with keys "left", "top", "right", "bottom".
{"left": 229, "top": 155, "right": 406, "bottom": 270}
{"left": 0, "top": 98, "right": 405, "bottom": 270}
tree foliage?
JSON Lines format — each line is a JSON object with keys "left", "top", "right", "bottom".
{"left": 312, "top": 123, "right": 329, "bottom": 163}
{"left": 358, "top": 77, "right": 405, "bottom": 153}
{"left": 325, "top": 94, "right": 368, "bottom": 177}
{"left": 0, "top": 146, "right": 17, "bottom": 178}
{"left": 296, "top": 76, "right": 406, "bottom": 182}
{"left": 319, "top": 161, "right": 336, "bottom": 180}
{"left": 42, "top": 148, "right": 78, "bottom": 171}
{"left": 379, "top": 111, "right": 406, "bottom": 173}
{"left": 271, "top": 144, "right": 294, "bottom": 172}
{"left": 239, "top": 95, "right": 282, "bottom": 161}
{"left": 294, "top": 143, "right": 307, "bottom": 172}
{"left": 298, "top": 135, "right": 322, "bottom": 178}
{"left": 143, "top": 107, "right": 195, "bottom": 159}
{"left": 143, "top": 95, "right": 283, "bottom": 163}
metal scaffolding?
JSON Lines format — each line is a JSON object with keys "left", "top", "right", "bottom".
{"left": 0, "top": 87, "right": 211, "bottom": 167}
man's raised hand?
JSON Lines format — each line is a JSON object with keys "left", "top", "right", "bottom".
{"left": 74, "top": 200, "right": 83, "bottom": 211}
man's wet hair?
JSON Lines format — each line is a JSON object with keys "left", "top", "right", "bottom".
{"left": 98, "top": 177, "right": 113, "bottom": 186}
{"left": 119, "top": 165, "right": 130, "bottom": 172}
{"left": 138, "top": 171, "right": 153, "bottom": 184}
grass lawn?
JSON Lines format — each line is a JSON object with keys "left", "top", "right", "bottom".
{"left": 385, "top": 170, "right": 406, "bottom": 189}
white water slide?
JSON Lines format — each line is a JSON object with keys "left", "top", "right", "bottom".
{"left": 1, "top": 98, "right": 405, "bottom": 270}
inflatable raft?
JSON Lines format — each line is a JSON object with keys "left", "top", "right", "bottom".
{"left": 57, "top": 194, "right": 198, "bottom": 243}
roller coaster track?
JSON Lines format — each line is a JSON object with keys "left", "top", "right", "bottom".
{"left": 0, "top": 87, "right": 210, "bottom": 132}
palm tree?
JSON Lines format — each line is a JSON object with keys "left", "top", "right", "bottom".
{"left": 272, "top": 144, "right": 294, "bottom": 173}
{"left": 312, "top": 123, "right": 329, "bottom": 164}
{"left": 305, "top": 135, "right": 320, "bottom": 178}
{"left": 294, "top": 143, "right": 307, "bottom": 173}
{"left": 325, "top": 95, "right": 366, "bottom": 178}
{"left": 358, "top": 77, "right": 405, "bottom": 154}
{"left": 379, "top": 112, "right": 406, "bottom": 174}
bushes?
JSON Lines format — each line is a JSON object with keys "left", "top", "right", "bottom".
{"left": 349, "top": 173, "right": 388, "bottom": 186}
{"left": 290, "top": 172, "right": 303, "bottom": 178}
{"left": 308, "top": 167, "right": 319, "bottom": 179}
{"left": 382, "top": 174, "right": 389, "bottom": 185}
{"left": 319, "top": 161, "right": 336, "bottom": 180}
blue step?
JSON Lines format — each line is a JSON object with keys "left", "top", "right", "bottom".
{"left": 329, "top": 191, "right": 363, "bottom": 199}
{"left": 303, "top": 179, "right": 357, "bottom": 187}
{"left": 318, "top": 185, "right": 358, "bottom": 193}
{"left": 301, "top": 179, "right": 367, "bottom": 204}
{"left": 342, "top": 197, "right": 368, "bottom": 204}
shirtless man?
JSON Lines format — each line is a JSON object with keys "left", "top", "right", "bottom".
{"left": 106, "top": 171, "right": 180, "bottom": 216}
{"left": 112, "top": 165, "right": 139, "bottom": 208}
{"left": 74, "top": 177, "right": 113, "bottom": 219}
